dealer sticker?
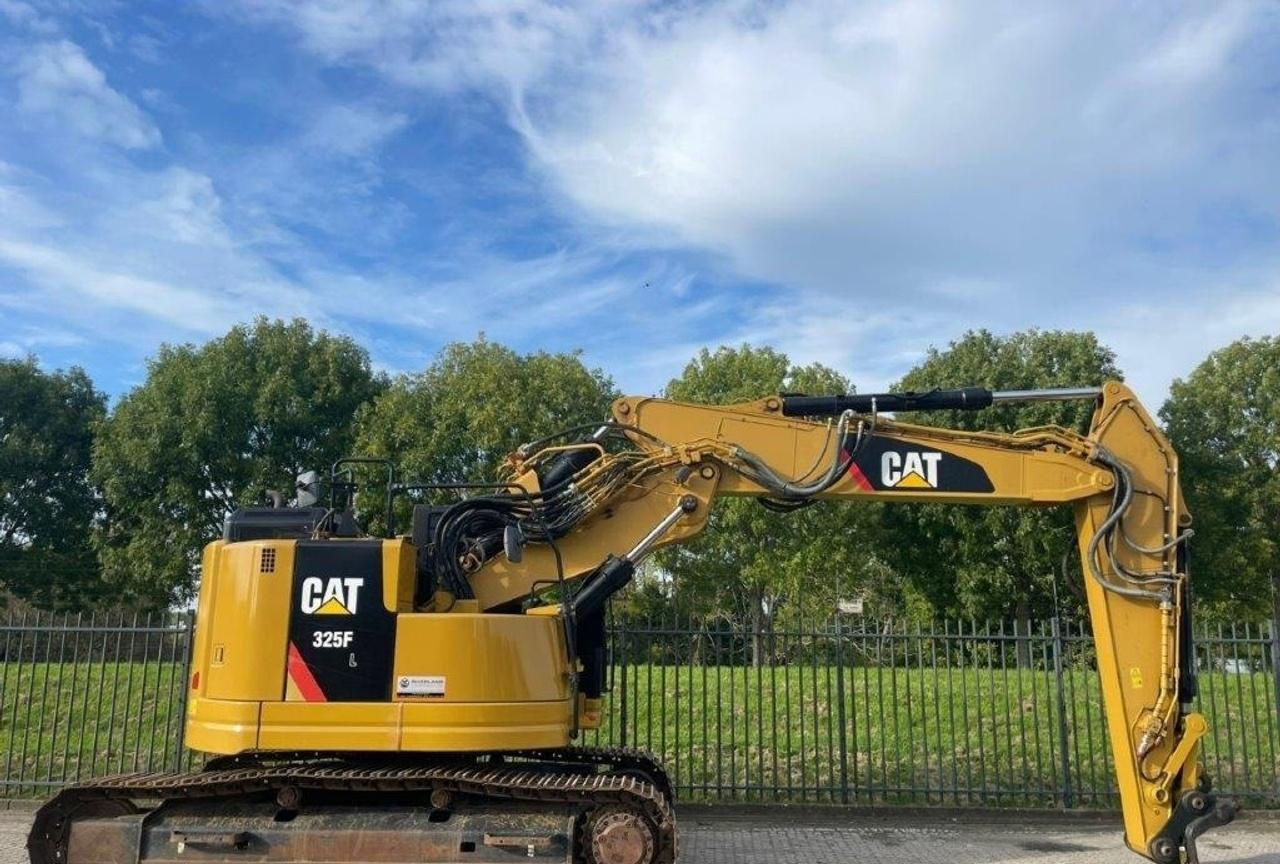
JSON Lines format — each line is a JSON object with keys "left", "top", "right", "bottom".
{"left": 397, "top": 675, "right": 446, "bottom": 697}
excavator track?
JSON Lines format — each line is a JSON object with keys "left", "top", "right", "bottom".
{"left": 202, "top": 746, "right": 676, "bottom": 805}
{"left": 28, "top": 747, "right": 677, "bottom": 864}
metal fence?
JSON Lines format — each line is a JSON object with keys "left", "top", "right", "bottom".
{"left": 585, "top": 614, "right": 1280, "bottom": 808}
{"left": 2, "top": 609, "right": 1277, "bottom": 808}
{"left": 1, "top": 611, "right": 198, "bottom": 797}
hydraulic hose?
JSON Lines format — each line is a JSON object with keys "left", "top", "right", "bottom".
{"left": 732, "top": 409, "right": 860, "bottom": 499}
{"left": 1086, "top": 450, "right": 1178, "bottom": 599}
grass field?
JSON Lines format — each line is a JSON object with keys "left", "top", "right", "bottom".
{"left": 3, "top": 660, "right": 1277, "bottom": 806}
{"left": 1, "top": 661, "right": 192, "bottom": 795}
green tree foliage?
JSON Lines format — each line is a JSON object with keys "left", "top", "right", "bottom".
{"left": 1160, "top": 336, "right": 1279, "bottom": 623}
{"left": 355, "top": 339, "right": 617, "bottom": 526}
{"left": 93, "top": 319, "right": 383, "bottom": 607}
{"left": 0, "top": 358, "right": 106, "bottom": 609}
{"left": 649, "top": 346, "right": 898, "bottom": 642}
{"left": 885, "top": 330, "right": 1122, "bottom": 624}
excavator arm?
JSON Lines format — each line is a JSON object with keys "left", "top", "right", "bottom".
{"left": 453, "top": 380, "right": 1234, "bottom": 863}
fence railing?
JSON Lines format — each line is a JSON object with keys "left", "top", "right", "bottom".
{"left": 1, "top": 611, "right": 198, "bottom": 796}
{"left": 584, "top": 615, "right": 1280, "bottom": 808}
{"left": 2, "top": 609, "right": 1277, "bottom": 808}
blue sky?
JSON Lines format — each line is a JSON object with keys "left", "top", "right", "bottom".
{"left": 1, "top": 2, "right": 1278, "bottom": 406}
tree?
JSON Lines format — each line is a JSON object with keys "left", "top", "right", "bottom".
{"left": 355, "top": 338, "right": 617, "bottom": 526}
{"left": 93, "top": 319, "right": 383, "bottom": 607}
{"left": 1160, "top": 336, "right": 1279, "bottom": 624}
{"left": 0, "top": 358, "right": 106, "bottom": 610}
{"left": 883, "top": 330, "right": 1122, "bottom": 639}
{"left": 652, "top": 345, "right": 897, "bottom": 661}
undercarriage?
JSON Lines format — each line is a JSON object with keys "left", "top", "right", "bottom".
{"left": 28, "top": 748, "right": 676, "bottom": 864}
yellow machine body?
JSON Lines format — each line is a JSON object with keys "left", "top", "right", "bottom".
{"left": 186, "top": 538, "right": 580, "bottom": 754}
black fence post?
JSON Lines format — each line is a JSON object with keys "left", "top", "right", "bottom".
{"left": 1271, "top": 594, "right": 1280, "bottom": 731}
{"left": 835, "top": 616, "right": 850, "bottom": 804}
{"left": 618, "top": 624, "right": 628, "bottom": 750}
{"left": 1051, "top": 615, "right": 1074, "bottom": 810}
{"left": 173, "top": 612, "right": 195, "bottom": 770}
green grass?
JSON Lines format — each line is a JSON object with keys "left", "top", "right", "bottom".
{"left": 3, "top": 660, "right": 1277, "bottom": 806}
{"left": 1, "top": 661, "right": 192, "bottom": 796}
{"left": 582, "top": 664, "right": 1279, "bottom": 806}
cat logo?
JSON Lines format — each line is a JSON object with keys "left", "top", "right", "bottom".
{"left": 300, "top": 577, "right": 364, "bottom": 615}
{"left": 881, "top": 451, "right": 942, "bottom": 489}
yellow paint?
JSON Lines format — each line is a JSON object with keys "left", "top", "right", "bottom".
{"left": 187, "top": 545, "right": 575, "bottom": 754}
{"left": 193, "top": 540, "right": 293, "bottom": 702}
{"left": 391, "top": 614, "right": 569, "bottom": 703}
{"left": 184, "top": 697, "right": 261, "bottom": 753}
{"left": 400, "top": 701, "right": 570, "bottom": 751}
{"left": 260, "top": 702, "right": 401, "bottom": 750}
{"left": 381, "top": 538, "right": 416, "bottom": 612}
{"left": 579, "top": 696, "right": 603, "bottom": 730}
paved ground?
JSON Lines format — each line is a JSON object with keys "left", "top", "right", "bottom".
{"left": 3, "top": 805, "right": 1277, "bottom": 863}
{"left": 678, "top": 807, "right": 1279, "bottom": 863}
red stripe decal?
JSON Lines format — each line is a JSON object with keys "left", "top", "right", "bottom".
{"left": 287, "top": 641, "right": 327, "bottom": 702}
{"left": 847, "top": 460, "right": 874, "bottom": 491}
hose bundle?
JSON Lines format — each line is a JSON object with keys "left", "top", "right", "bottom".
{"left": 1086, "top": 448, "right": 1187, "bottom": 600}
{"left": 428, "top": 412, "right": 871, "bottom": 597}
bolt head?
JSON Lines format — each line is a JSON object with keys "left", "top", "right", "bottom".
{"left": 1148, "top": 837, "right": 1177, "bottom": 863}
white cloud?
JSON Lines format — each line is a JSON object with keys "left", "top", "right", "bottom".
{"left": 0, "top": 32, "right": 401, "bottom": 356}
{"left": 0, "top": 236, "right": 235, "bottom": 329}
{"left": 303, "top": 104, "right": 409, "bottom": 157}
{"left": 229, "top": 0, "right": 604, "bottom": 95}
{"left": 0, "top": 160, "right": 318, "bottom": 349}
{"left": 0, "top": 0, "right": 57, "bottom": 34}
{"left": 0, "top": 163, "right": 65, "bottom": 230}
{"left": 228, "top": 1, "right": 1280, "bottom": 401}
{"left": 1098, "top": 279, "right": 1280, "bottom": 399}
{"left": 128, "top": 169, "right": 231, "bottom": 246}
{"left": 517, "top": 2, "right": 1273, "bottom": 296}
{"left": 0, "top": 320, "right": 88, "bottom": 361}
{"left": 4, "top": 2, "right": 1278, "bottom": 404}
{"left": 14, "top": 40, "right": 161, "bottom": 150}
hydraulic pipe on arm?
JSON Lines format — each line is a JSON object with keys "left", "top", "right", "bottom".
{"left": 465, "top": 380, "right": 1234, "bottom": 863}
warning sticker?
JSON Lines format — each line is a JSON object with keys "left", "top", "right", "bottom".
{"left": 396, "top": 675, "right": 446, "bottom": 697}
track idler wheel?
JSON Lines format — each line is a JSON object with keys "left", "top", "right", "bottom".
{"left": 585, "top": 807, "right": 658, "bottom": 864}
{"left": 29, "top": 797, "right": 138, "bottom": 864}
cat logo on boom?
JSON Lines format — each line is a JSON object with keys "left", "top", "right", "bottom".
{"left": 300, "top": 577, "right": 364, "bottom": 615}
{"left": 880, "top": 451, "right": 942, "bottom": 489}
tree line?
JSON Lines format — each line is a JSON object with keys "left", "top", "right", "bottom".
{"left": 1, "top": 319, "right": 1275, "bottom": 628}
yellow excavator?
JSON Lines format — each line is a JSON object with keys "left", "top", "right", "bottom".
{"left": 29, "top": 380, "right": 1237, "bottom": 864}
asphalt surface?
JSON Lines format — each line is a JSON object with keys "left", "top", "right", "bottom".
{"left": 3, "top": 804, "right": 1277, "bottom": 863}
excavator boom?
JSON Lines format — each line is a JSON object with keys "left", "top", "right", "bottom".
{"left": 467, "top": 380, "right": 1236, "bottom": 860}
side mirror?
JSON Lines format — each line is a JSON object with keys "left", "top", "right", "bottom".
{"left": 296, "top": 470, "right": 321, "bottom": 508}
{"left": 504, "top": 523, "right": 524, "bottom": 563}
